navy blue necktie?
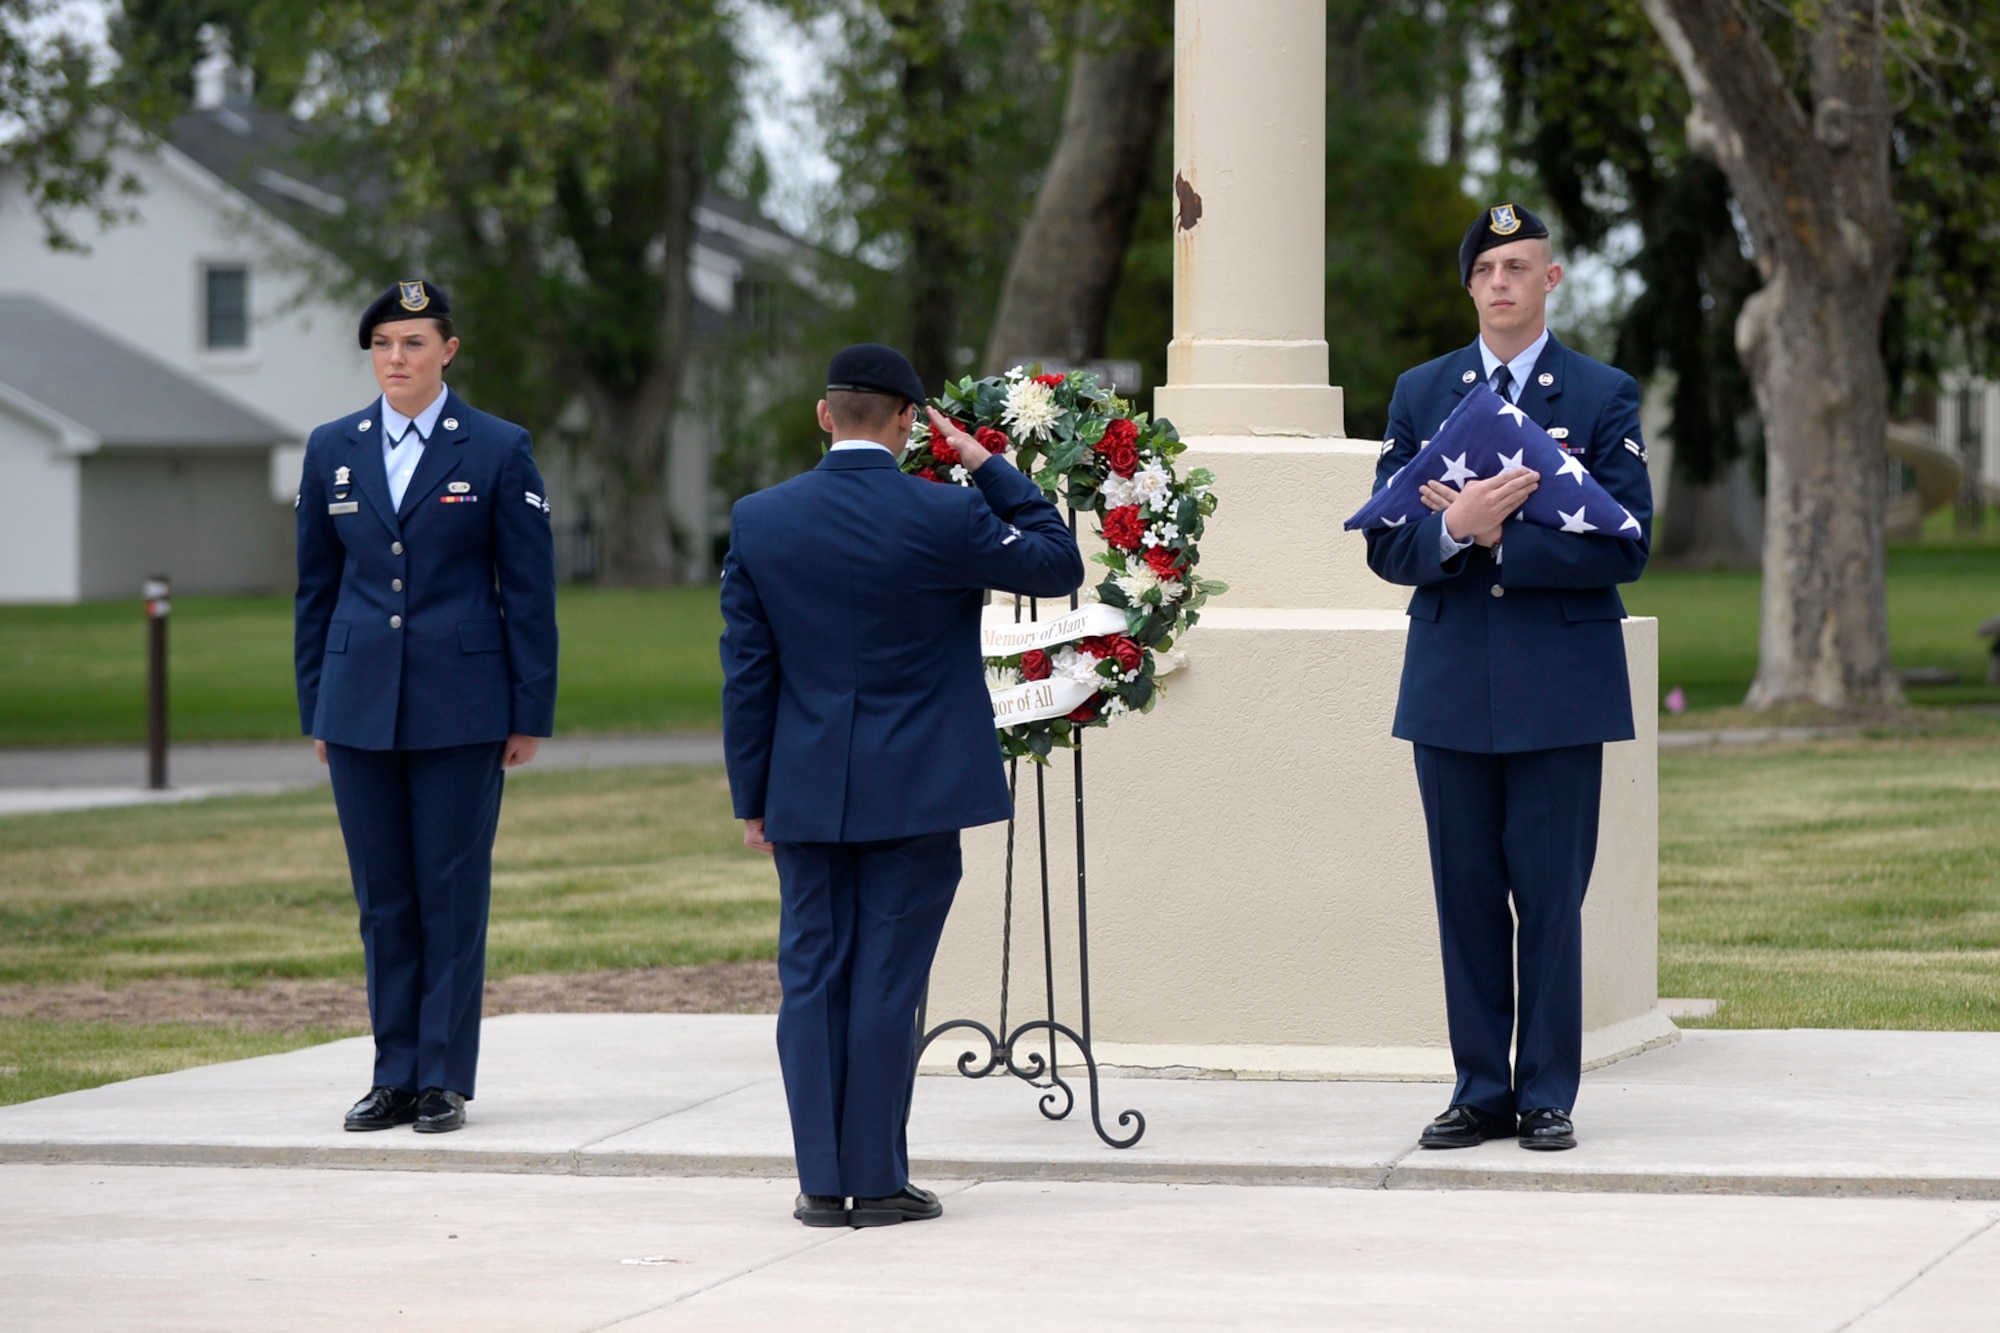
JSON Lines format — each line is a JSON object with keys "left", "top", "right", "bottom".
{"left": 1490, "top": 364, "right": 1514, "bottom": 403}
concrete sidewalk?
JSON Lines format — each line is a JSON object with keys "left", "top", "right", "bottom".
{"left": 7, "top": 1016, "right": 2000, "bottom": 1328}
{"left": 3, "top": 1164, "right": 1993, "bottom": 1330}
{"left": 0, "top": 733, "right": 724, "bottom": 815}
{"left": 5, "top": 1014, "right": 1998, "bottom": 1199}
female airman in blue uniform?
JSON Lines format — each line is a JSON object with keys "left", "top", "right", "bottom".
{"left": 295, "top": 280, "right": 559, "bottom": 1134}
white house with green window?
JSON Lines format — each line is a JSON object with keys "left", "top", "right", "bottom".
{"left": 0, "top": 99, "right": 376, "bottom": 602}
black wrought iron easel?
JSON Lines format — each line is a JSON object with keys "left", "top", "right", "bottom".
{"left": 912, "top": 507, "right": 1146, "bottom": 1150}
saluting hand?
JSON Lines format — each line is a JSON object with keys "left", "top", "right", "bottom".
{"left": 1424, "top": 470, "right": 1539, "bottom": 548}
{"left": 927, "top": 407, "right": 991, "bottom": 472}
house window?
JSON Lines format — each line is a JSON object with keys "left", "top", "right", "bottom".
{"left": 204, "top": 265, "right": 250, "bottom": 349}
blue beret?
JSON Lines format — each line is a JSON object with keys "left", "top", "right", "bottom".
{"left": 827, "top": 343, "right": 925, "bottom": 406}
{"left": 358, "top": 279, "right": 452, "bottom": 348}
{"left": 1459, "top": 204, "right": 1551, "bottom": 286}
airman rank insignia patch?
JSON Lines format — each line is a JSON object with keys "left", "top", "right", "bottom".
{"left": 1489, "top": 204, "right": 1521, "bottom": 235}
{"left": 398, "top": 280, "right": 430, "bottom": 312}
{"left": 1380, "top": 438, "right": 1396, "bottom": 456}
{"left": 1624, "top": 437, "right": 1648, "bottom": 462}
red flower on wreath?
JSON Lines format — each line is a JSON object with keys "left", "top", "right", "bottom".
{"left": 929, "top": 432, "right": 960, "bottom": 466}
{"left": 1144, "top": 546, "right": 1184, "bottom": 581}
{"left": 915, "top": 467, "right": 942, "bottom": 483}
{"left": 1096, "top": 418, "right": 1138, "bottom": 453}
{"left": 1107, "top": 635, "right": 1143, "bottom": 674}
{"left": 1101, "top": 505, "right": 1145, "bottom": 551}
{"left": 1067, "top": 695, "right": 1102, "bottom": 723}
{"left": 1076, "top": 636, "right": 1111, "bottom": 660}
{"left": 1034, "top": 373, "right": 1067, "bottom": 387}
{"left": 975, "top": 426, "right": 1011, "bottom": 453}
{"left": 1019, "top": 649, "right": 1051, "bottom": 681}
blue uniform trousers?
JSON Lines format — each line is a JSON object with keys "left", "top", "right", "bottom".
{"left": 326, "top": 741, "right": 507, "bottom": 1099}
{"left": 773, "top": 832, "right": 962, "bottom": 1199}
{"left": 1413, "top": 742, "right": 1602, "bottom": 1117}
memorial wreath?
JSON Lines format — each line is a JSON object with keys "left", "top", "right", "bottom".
{"left": 902, "top": 366, "right": 1225, "bottom": 761}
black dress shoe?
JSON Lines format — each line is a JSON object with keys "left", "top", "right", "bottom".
{"left": 793, "top": 1193, "right": 850, "bottom": 1228}
{"left": 412, "top": 1088, "right": 467, "bottom": 1134}
{"left": 344, "top": 1086, "right": 418, "bottom": 1132}
{"left": 849, "top": 1185, "right": 942, "bottom": 1227}
{"left": 1418, "top": 1103, "right": 1516, "bottom": 1149}
{"left": 1518, "top": 1107, "right": 1577, "bottom": 1151}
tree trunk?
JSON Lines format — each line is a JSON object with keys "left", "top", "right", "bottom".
{"left": 1641, "top": 0, "right": 1906, "bottom": 709}
{"left": 891, "top": 9, "right": 966, "bottom": 395}
{"left": 580, "top": 129, "right": 702, "bottom": 586}
{"left": 981, "top": 6, "right": 1173, "bottom": 374}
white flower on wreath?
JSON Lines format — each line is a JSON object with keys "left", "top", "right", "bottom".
{"left": 1113, "top": 564, "right": 1159, "bottom": 603}
{"left": 1131, "top": 460, "right": 1174, "bottom": 510}
{"left": 986, "top": 664, "right": 1022, "bottom": 690}
{"left": 1002, "top": 377, "right": 1061, "bottom": 441}
{"left": 1103, "top": 696, "right": 1132, "bottom": 719}
{"left": 1099, "top": 472, "right": 1143, "bottom": 508}
{"left": 949, "top": 464, "right": 970, "bottom": 485}
{"left": 1050, "top": 646, "right": 1101, "bottom": 687}
{"left": 1141, "top": 521, "right": 1181, "bottom": 549}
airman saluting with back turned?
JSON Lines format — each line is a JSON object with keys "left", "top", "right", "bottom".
{"left": 295, "top": 280, "right": 558, "bottom": 1134}
{"left": 1366, "top": 205, "right": 1652, "bottom": 1152}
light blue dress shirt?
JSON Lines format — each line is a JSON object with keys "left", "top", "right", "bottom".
{"left": 381, "top": 386, "right": 449, "bottom": 510}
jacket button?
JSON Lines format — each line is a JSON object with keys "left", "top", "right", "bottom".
{"left": 1490, "top": 584, "right": 1505, "bottom": 598}
{"left": 391, "top": 541, "right": 404, "bottom": 555}
{"left": 392, "top": 579, "right": 403, "bottom": 592}
{"left": 390, "top": 615, "right": 403, "bottom": 628}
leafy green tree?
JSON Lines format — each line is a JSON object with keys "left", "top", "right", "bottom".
{"left": 115, "top": 1, "right": 743, "bottom": 584}
{"left": 792, "top": 0, "right": 1068, "bottom": 393}
{"left": 1500, "top": 0, "right": 2000, "bottom": 707}
{"left": 1, "top": 0, "right": 142, "bottom": 247}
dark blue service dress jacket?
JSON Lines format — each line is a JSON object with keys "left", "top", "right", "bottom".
{"left": 1367, "top": 335, "right": 1652, "bottom": 754}
{"left": 720, "top": 448, "right": 1085, "bottom": 844}
{"left": 295, "top": 389, "right": 558, "bottom": 750}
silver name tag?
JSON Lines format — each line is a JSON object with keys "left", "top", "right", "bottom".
{"left": 328, "top": 501, "right": 359, "bottom": 515}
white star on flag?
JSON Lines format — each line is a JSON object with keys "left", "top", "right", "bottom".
{"left": 1557, "top": 453, "right": 1589, "bottom": 483}
{"left": 1620, "top": 511, "right": 1642, "bottom": 534}
{"left": 1439, "top": 453, "right": 1479, "bottom": 486}
{"left": 1559, "top": 506, "right": 1597, "bottom": 533}
{"left": 1496, "top": 400, "right": 1529, "bottom": 426}
{"left": 1497, "top": 448, "right": 1525, "bottom": 473}
{"left": 1383, "top": 514, "right": 1408, "bottom": 527}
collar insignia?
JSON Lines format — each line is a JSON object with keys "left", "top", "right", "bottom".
{"left": 397, "top": 280, "right": 430, "bottom": 312}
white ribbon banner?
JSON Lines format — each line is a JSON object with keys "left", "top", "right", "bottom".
{"left": 980, "top": 602, "right": 1126, "bottom": 657}
{"left": 989, "top": 676, "right": 1101, "bottom": 726}
{"left": 982, "top": 602, "right": 1129, "bottom": 727}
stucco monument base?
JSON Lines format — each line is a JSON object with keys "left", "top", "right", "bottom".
{"left": 923, "top": 613, "right": 1671, "bottom": 1081}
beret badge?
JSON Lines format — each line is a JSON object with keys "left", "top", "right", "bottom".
{"left": 398, "top": 280, "right": 431, "bottom": 313}
{"left": 1488, "top": 204, "right": 1522, "bottom": 236}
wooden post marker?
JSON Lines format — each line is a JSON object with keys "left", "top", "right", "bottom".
{"left": 144, "top": 575, "right": 170, "bottom": 790}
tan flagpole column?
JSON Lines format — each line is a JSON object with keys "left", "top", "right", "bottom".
{"left": 1154, "top": 0, "right": 1344, "bottom": 438}
{"left": 923, "top": 0, "right": 1669, "bottom": 1085}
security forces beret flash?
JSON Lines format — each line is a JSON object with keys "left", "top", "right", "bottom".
{"left": 1459, "top": 203, "right": 1551, "bottom": 286}
{"left": 358, "top": 279, "right": 452, "bottom": 348}
{"left": 827, "top": 343, "right": 926, "bottom": 407}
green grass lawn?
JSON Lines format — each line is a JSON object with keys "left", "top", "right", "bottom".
{"left": 0, "top": 586, "right": 724, "bottom": 745}
{"left": 1623, "top": 542, "right": 2000, "bottom": 713}
{"left": 1661, "top": 717, "right": 2000, "bottom": 1030}
{"left": 0, "top": 763, "right": 778, "bottom": 1104}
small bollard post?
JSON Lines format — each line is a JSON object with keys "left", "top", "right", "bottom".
{"left": 144, "top": 576, "right": 171, "bottom": 790}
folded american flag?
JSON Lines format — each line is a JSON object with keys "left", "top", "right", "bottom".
{"left": 1344, "top": 382, "right": 1641, "bottom": 538}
